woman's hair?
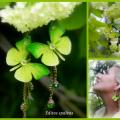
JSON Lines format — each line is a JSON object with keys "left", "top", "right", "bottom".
{"left": 114, "top": 65, "right": 120, "bottom": 84}
{"left": 113, "top": 65, "right": 120, "bottom": 108}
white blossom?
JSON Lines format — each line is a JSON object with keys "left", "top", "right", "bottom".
{"left": 91, "top": 2, "right": 108, "bottom": 10}
{"left": 0, "top": 2, "right": 81, "bottom": 33}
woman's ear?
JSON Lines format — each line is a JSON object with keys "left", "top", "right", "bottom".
{"left": 114, "top": 84, "right": 120, "bottom": 90}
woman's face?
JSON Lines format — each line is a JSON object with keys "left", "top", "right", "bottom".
{"left": 94, "top": 67, "right": 118, "bottom": 93}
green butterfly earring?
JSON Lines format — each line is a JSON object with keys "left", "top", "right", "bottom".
{"left": 27, "top": 22, "right": 72, "bottom": 109}
{"left": 6, "top": 36, "right": 49, "bottom": 117}
{"left": 112, "top": 91, "right": 120, "bottom": 101}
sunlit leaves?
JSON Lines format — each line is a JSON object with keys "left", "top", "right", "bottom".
{"left": 58, "top": 3, "right": 86, "bottom": 30}
{"left": 89, "top": 13, "right": 107, "bottom": 30}
{"left": 0, "top": 2, "right": 10, "bottom": 8}
{"left": 91, "top": 2, "right": 108, "bottom": 11}
{"left": 104, "top": 3, "right": 120, "bottom": 19}
{"left": 89, "top": 2, "right": 120, "bottom": 57}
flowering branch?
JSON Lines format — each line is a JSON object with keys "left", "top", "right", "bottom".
{"left": 0, "top": 2, "right": 81, "bottom": 33}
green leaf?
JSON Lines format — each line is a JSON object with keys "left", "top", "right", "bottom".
{"left": 79, "top": 27, "right": 86, "bottom": 58}
{"left": 55, "top": 36, "right": 71, "bottom": 55}
{"left": 14, "top": 63, "right": 49, "bottom": 82}
{"left": 0, "top": 2, "right": 10, "bottom": 8}
{"left": 91, "top": 8, "right": 103, "bottom": 18}
{"left": 49, "top": 22, "right": 65, "bottom": 44}
{"left": 58, "top": 3, "right": 86, "bottom": 30}
{"left": 89, "top": 13, "right": 107, "bottom": 30}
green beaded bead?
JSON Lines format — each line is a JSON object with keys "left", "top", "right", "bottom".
{"left": 53, "top": 81, "right": 59, "bottom": 88}
{"left": 47, "top": 99, "right": 55, "bottom": 109}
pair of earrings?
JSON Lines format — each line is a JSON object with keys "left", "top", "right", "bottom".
{"left": 6, "top": 22, "right": 71, "bottom": 117}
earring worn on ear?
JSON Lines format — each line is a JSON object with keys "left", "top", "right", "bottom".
{"left": 112, "top": 91, "right": 120, "bottom": 101}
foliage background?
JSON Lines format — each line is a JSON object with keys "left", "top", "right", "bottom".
{"left": 0, "top": 2, "right": 86, "bottom": 118}
{"left": 88, "top": 60, "right": 103, "bottom": 117}
{"left": 89, "top": 2, "right": 120, "bottom": 58}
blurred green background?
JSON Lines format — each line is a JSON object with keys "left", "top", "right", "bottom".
{"left": 0, "top": 2, "right": 86, "bottom": 118}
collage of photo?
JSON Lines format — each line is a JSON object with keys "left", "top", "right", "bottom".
{"left": 0, "top": 1, "right": 120, "bottom": 119}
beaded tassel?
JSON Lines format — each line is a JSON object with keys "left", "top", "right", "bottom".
{"left": 20, "top": 82, "right": 34, "bottom": 117}
{"left": 47, "top": 66, "right": 59, "bottom": 109}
